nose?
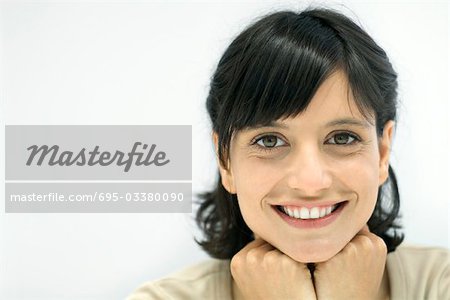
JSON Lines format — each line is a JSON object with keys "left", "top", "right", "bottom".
{"left": 285, "top": 146, "right": 332, "bottom": 195}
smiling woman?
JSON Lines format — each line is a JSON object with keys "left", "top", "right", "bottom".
{"left": 218, "top": 70, "right": 392, "bottom": 264}
{"left": 127, "top": 6, "right": 449, "bottom": 300}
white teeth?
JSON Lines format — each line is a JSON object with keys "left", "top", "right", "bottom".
{"left": 280, "top": 203, "right": 340, "bottom": 220}
{"left": 319, "top": 207, "right": 326, "bottom": 218}
{"left": 310, "top": 207, "right": 320, "bottom": 219}
{"left": 300, "top": 207, "right": 309, "bottom": 219}
{"left": 284, "top": 207, "right": 294, "bottom": 218}
{"left": 288, "top": 208, "right": 294, "bottom": 217}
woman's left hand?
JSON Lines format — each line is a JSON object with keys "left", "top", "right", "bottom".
{"left": 313, "top": 226, "right": 388, "bottom": 300}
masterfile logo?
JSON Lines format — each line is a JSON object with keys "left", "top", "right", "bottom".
{"left": 26, "top": 142, "right": 170, "bottom": 172}
{"left": 6, "top": 125, "right": 190, "bottom": 180}
{"left": 5, "top": 125, "right": 192, "bottom": 213}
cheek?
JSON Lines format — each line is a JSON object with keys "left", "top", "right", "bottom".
{"left": 232, "top": 157, "right": 282, "bottom": 195}
{"left": 230, "top": 158, "right": 282, "bottom": 220}
{"left": 341, "top": 158, "right": 379, "bottom": 187}
{"left": 336, "top": 153, "right": 380, "bottom": 211}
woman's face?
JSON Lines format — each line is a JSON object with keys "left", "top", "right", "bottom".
{"left": 217, "top": 71, "right": 394, "bottom": 263}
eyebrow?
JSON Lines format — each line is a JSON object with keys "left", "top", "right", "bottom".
{"left": 325, "top": 118, "right": 371, "bottom": 128}
{"left": 261, "top": 121, "right": 289, "bottom": 129}
{"left": 248, "top": 118, "right": 371, "bottom": 131}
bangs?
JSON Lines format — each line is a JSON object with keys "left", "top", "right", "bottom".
{"left": 225, "top": 12, "right": 345, "bottom": 131}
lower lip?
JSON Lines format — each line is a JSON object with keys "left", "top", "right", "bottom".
{"left": 272, "top": 202, "right": 346, "bottom": 229}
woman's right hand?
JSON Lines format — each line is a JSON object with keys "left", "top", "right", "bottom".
{"left": 230, "top": 238, "right": 317, "bottom": 300}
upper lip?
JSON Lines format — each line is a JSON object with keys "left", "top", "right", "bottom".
{"left": 272, "top": 200, "right": 347, "bottom": 209}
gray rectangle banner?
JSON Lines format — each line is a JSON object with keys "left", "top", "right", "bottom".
{"left": 5, "top": 125, "right": 191, "bottom": 180}
{"left": 5, "top": 182, "right": 192, "bottom": 213}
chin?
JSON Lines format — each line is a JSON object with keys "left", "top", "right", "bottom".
{"left": 277, "top": 240, "right": 344, "bottom": 264}
{"left": 286, "top": 249, "right": 336, "bottom": 263}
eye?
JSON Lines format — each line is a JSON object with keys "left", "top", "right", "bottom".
{"left": 326, "top": 132, "right": 360, "bottom": 145}
{"left": 254, "top": 135, "right": 286, "bottom": 148}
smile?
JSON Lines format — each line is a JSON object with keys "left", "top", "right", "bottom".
{"left": 272, "top": 201, "right": 347, "bottom": 229}
{"left": 278, "top": 204, "right": 339, "bottom": 220}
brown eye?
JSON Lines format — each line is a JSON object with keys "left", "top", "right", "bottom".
{"left": 256, "top": 135, "right": 285, "bottom": 148}
{"left": 328, "top": 132, "right": 358, "bottom": 145}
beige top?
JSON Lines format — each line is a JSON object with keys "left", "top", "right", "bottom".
{"left": 127, "top": 245, "right": 449, "bottom": 300}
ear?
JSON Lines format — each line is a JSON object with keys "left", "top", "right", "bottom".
{"left": 212, "top": 132, "right": 236, "bottom": 194}
{"left": 378, "top": 120, "right": 395, "bottom": 185}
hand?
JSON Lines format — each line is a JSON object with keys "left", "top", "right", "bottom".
{"left": 312, "top": 226, "right": 388, "bottom": 300}
{"left": 230, "top": 238, "right": 317, "bottom": 300}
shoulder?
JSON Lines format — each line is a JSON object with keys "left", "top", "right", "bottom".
{"left": 126, "top": 259, "right": 232, "bottom": 300}
{"left": 388, "top": 244, "right": 449, "bottom": 273}
{"left": 387, "top": 244, "right": 449, "bottom": 300}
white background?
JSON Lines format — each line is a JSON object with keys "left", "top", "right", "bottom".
{"left": 0, "top": 1, "right": 448, "bottom": 299}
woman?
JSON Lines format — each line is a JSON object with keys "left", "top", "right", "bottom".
{"left": 128, "top": 7, "right": 449, "bottom": 300}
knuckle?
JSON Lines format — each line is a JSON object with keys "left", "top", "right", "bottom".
{"left": 230, "top": 255, "right": 243, "bottom": 274}
{"left": 263, "top": 250, "right": 279, "bottom": 265}
{"left": 374, "top": 236, "right": 388, "bottom": 253}
{"left": 345, "top": 242, "right": 358, "bottom": 255}
{"left": 359, "top": 235, "right": 373, "bottom": 250}
{"left": 230, "top": 253, "right": 243, "bottom": 267}
{"left": 279, "top": 254, "right": 293, "bottom": 269}
{"left": 246, "top": 251, "right": 259, "bottom": 266}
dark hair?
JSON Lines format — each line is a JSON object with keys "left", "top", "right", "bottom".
{"left": 196, "top": 7, "right": 404, "bottom": 259}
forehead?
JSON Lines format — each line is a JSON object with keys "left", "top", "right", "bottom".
{"left": 271, "top": 71, "right": 374, "bottom": 129}
{"left": 302, "top": 70, "right": 362, "bottom": 117}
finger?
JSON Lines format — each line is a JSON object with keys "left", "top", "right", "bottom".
{"left": 352, "top": 227, "right": 387, "bottom": 252}
{"left": 239, "top": 238, "right": 270, "bottom": 254}
{"left": 258, "top": 241, "right": 276, "bottom": 252}
{"left": 348, "top": 225, "right": 376, "bottom": 245}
